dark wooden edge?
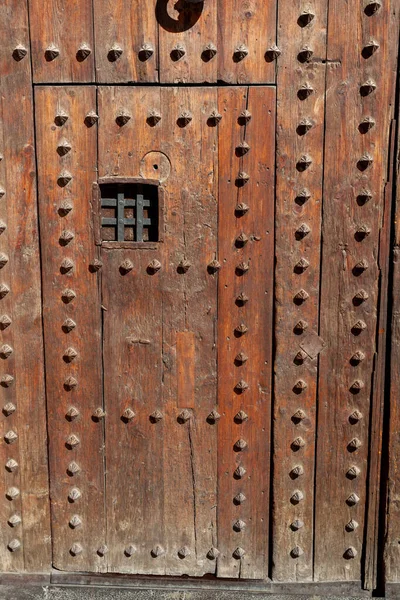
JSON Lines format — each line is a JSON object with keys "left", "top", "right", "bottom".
{"left": 92, "top": 178, "right": 165, "bottom": 247}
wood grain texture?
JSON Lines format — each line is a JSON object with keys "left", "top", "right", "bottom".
{"left": 314, "top": 0, "right": 398, "bottom": 582}
{"left": 158, "top": 1, "right": 217, "bottom": 83}
{"left": 217, "top": 0, "right": 276, "bottom": 84}
{"left": 0, "top": 0, "right": 50, "bottom": 574}
{"left": 273, "top": 0, "right": 327, "bottom": 582}
{"left": 35, "top": 86, "right": 106, "bottom": 572}
{"left": 216, "top": 86, "right": 275, "bottom": 579}
{"left": 98, "top": 86, "right": 218, "bottom": 575}
{"left": 94, "top": 0, "right": 158, "bottom": 83}
{"left": 29, "top": 0, "right": 95, "bottom": 83}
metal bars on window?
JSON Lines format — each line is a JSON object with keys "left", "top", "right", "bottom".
{"left": 100, "top": 184, "right": 153, "bottom": 242}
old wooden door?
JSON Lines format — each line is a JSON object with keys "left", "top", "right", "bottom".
{"left": 34, "top": 85, "right": 275, "bottom": 576}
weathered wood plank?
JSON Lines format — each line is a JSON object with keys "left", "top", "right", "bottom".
{"left": 28, "top": 0, "right": 95, "bottom": 83}
{"left": 217, "top": 0, "right": 276, "bottom": 83}
{"left": 97, "top": 86, "right": 218, "bottom": 575}
{"left": 314, "top": 0, "right": 398, "bottom": 582}
{"left": 217, "top": 86, "right": 275, "bottom": 579}
{"left": 0, "top": 0, "right": 50, "bottom": 573}
{"left": 158, "top": 1, "right": 217, "bottom": 83}
{"left": 273, "top": 0, "right": 327, "bottom": 582}
{"left": 94, "top": 0, "right": 159, "bottom": 83}
{"left": 35, "top": 86, "right": 106, "bottom": 572}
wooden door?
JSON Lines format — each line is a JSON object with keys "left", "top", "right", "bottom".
{"left": 34, "top": 85, "right": 275, "bottom": 577}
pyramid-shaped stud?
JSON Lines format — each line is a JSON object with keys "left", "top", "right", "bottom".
{"left": 353, "top": 259, "right": 369, "bottom": 273}
{"left": 62, "top": 318, "right": 76, "bottom": 333}
{"left": 234, "top": 438, "right": 247, "bottom": 451}
{"left": 0, "top": 284, "right": 10, "bottom": 298}
{"left": 0, "top": 344, "right": 13, "bottom": 359}
{"left": 345, "top": 519, "right": 359, "bottom": 532}
{"left": 352, "top": 320, "right": 367, "bottom": 335}
{"left": 346, "top": 465, "right": 361, "bottom": 479}
{"left": 293, "top": 289, "right": 309, "bottom": 304}
{"left": 207, "top": 547, "right": 220, "bottom": 560}
{"left": 116, "top": 111, "right": 131, "bottom": 126}
{"left": 236, "top": 292, "right": 249, "bottom": 306}
{"left": 45, "top": 44, "right": 60, "bottom": 61}
{"left": 233, "top": 44, "right": 248, "bottom": 62}
{"left": 344, "top": 546, "right": 358, "bottom": 559}
{"left": 151, "top": 545, "right": 165, "bottom": 558}
{"left": 147, "top": 259, "right": 162, "bottom": 274}
{"left": 0, "top": 186, "right": 5, "bottom": 199}
{"left": 119, "top": 259, "right": 133, "bottom": 275}
{"left": 207, "top": 109, "right": 222, "bottom": 126}
{"left": 97, "top": 545, "right": 108, "bottom": 557}
{"left": 298, "top": 82, "right": 314, "bottom": 100}
{"left": 70, "top": 543, "right": 83, "bottom": 556}
{"left": 57, "top": 139, "right": 72, "bottom": 157}
{"left": 125, "top": 544, "right": 136, "bottom": 557}
{"left": 347, "top": 438, "right": 362, "bottom": 452}
{"left": 290, "top": 519, "right": 304, "bottom": 531}
{"left": 122, "top": 408, "right": 135, "bottom": 422}
{"left": 346, "top": 492, "right": 360, "bottom": 506}
{"left": 170, "top": 43, "right": 186, "bottom": 61}
{"left": 234, "top": 409, "right": 249, "bottom": 423}
{"left": 177, "top": 409, "right": 192, "bottom": 424}
{"left": 61, "top": 289, "right": 76, "bottom": 304}
{"left": 108, "top": 44, "right": 123, "bottom": 62}
{"left": 69, "top": 515, "right": 82, "bottom": 529}
{"left": 292, "top": 408, "right": 306, "bottom": 423}
{"left": 177, "top": 259, "right": 191, "bottom": 273}
{"left": 294, "top": 320, "right": 308, "bottom": 334}
{"left": 298, "top": 46, "right": 314, "bottom": 62}
{"left": 93, "top": 407, "right": 106, "bottom": 420}
{"left": 290, "top": 545, "right": 304, "bottom": 558}
{"left": 138, "top": 42, "right": 154, "bottom": 61}
{"left": 296, "top": 119, "right": 313, "bottom": 136}
{"left": 235, "top": 379, "right": 249, "bottom": 393}
{"left": 8, "top": 539, "right": 21, "bottom": 552}
{"left": 233, "top": 492, "right": 246, "bottom": 505}
{"left": 355, "top": 225, "right": 371, "bottom": 240}
{"left": 296, "top": 154, "right": 312, "bottom": 171}
{"left": 234, "top": 465, "right": 246, "bottom": 479}
{"left": 68, "top": 487, "right": 81, "bottom": 502}
{"left": 59, "top": 201, "right": 73, "bottom": 216}
{"left": 12, "top": 45, "right": 28, "bottom": 61}
{"left": 0, "top": 253, "right": 9, "bottom": 268}
{"left": 202, "top": 42, "right": 218, "bottom": 62}
{"left": 293, "top": 379, "right": 308, "bottom": 393}
{"left": 1, "top": 374, "right": 14, "bottom": 387}
{"left": 290, "top": 465, "right": 304, "bottom": 478}
{"left": 233, "top": 519, "right": 246, "bottom": 531}
{"left": 66, "top": 406, "right": 80, "bottom": 420}
{"left": 350, "top": 380, "right": 364, "bottom": 393}
{"left": 64, "top": 376, "right": 78, "bottom": 391}
{"left": 294, "top": 350, "right": 308, "bottom": 365}
{"left": 362, "top": 39, "right": 380, "bottom": 59}
{"left": 3, "top": 402, "right": 16, "bottom": 416}
{"left": 290, "top": 490, "right": 304, "bottom": 504}
{"left": 207, "top": 410, "right": 221, "bottom": 424}
{"left": 236, "top": 172, "right": 250, "bottom": 187}
{"left": 67, "top": 461, "right": 81, "bottom": 476}
{"left": 177, "top": 111, "right": 193, "bottom": 127}
{"left": 84, "top": 111, "right": 99, "bottom": 127}
{"left": 89, "top": 259, "right": 103, "bottom": 273}
{"left": 54, "top": 111, "right": 68, "bottom": 126}
{"left": 150, "top": 410, "right": 163, "bottom": 423}
{"left": 265, "top": 44, "right": 281, "bottom": 61}
{"left": 234, "top": 352, "right": 249, "bottom": 366}
{"left": 295, "top": 223, "right": 311, "bottom": 239}
{"left": 5, "top": 459, "right": 18, "bottom": 472}
{"left": 6, "top": 487, "right": 20, "bottom": 500}
{"left": 57, "top": 170, "right": 72, "bottom": 187}
{"left": 350, "top": 350, "right": 366, "bottom": 365}
{"left": 360, "top": 79, "right": 377, "bottom": 97}
{"left": 291, "top": 437, "right": 306, "bottom": 451}
{"left": 233, "top": 547, "right": 246, "bottom": 559}
{"left": 207, "top": 259, "right": 221, "bottom": 273}
{"left": 5, "top": 430, "right": 18, "bottom": 444}
{"left": 357, "top": 153, "right": 373, "bottom": 171}
{"left": 235, "top": 323, "right": 248, "bottom": 336}
{"left": 365, "top": 1, "right": 381, "bottom": 15}
{"left": 66, "top": 434, "right": 80, "bottom": 449}
{"left": 178, "top": 546, "right": 191, "bottom": 559}
{"left": 298, "top": 9, "right": 315, "bottom": 25}
{"left": 235, "top": 203, "right": 250, "bottom": 216}
{"left": 236, "top": 261, "right": 250, "bottom": 275}
{"left": 238, "top": 110, "right": 252, "bottom": 125}
{"left": 76, "top": 43, "right": 91, "bottom": 61}
{"left": 235, "top": 142, "right": 250, "bottom": 157}
{"left": 359, "top": 116, "right": 376, "bottom": 134}
{"left": 8, "top": 514, "right": 22, "bottom": 527}
{"left": 147, "top": 109, "right": 162, "bottom": 127}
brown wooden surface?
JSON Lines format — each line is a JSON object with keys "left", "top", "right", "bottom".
{"left": 216, "top": 86, "right": 275, "bottom": 579}
{"left": 28, "top": 0, "right": 95, "bottom": 83}
{"left": 98, "top": 86, "right": 218, "bottom": 575}
{"left": 0, "top": 0, "right": 50, "bottom": 574}
{"left": 35, "top": 86, "right": 106, "bottom": 572}
{"left": 217, "top": 0, "right": 276, "bottom": 84}
{"left": 273, "top": 0, "right": 327, "bottom": 582}
{"left": 314, "top": 0, "right": 398, "bottom": 583}
{"left": 94, "top": 0, "right": 159, "bottom": 83}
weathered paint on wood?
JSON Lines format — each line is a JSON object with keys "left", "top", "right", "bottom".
{"left": 273, "top": 0, "right": 327, "bottom": 582}
{"left": 0, "top": 0, "right": 50, "bottom": 574}
{"left": 35, "top": 86, "right": 106, "bottom": 572}
{"left": 314, "top": 0, "right": 398, "bottom": 582}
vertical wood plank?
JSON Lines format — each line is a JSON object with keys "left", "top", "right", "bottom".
{"left": 28, "top": 0, "right": 95, "bottom": 83}
{"left": 315, "top": 0, "right": 398, "bottom": 582}
{"left": 94, "top": 0, "right": 159, "bottom": 83}
{"left": 217, "top": 0, "right": 276, "bottom": 84}
{"left": 177, "top": 332, "right": 195, "bottom": 409}
{"left": 0, "top": 0, "right": 50, "bottom": 573}
{"left": 273, "top": 0, "right": 327, "bottom": 582}
{"left": 217, "top": 86, "right": 275, "bottom": 579}
{"left": 158, "top": 1, "right": 217, "bottom": 83}
{"left": 35, "top": 86, "right": 106, "bottom": 572}
{"left": 98, "top": 86, "right": 218, "bottom": 575}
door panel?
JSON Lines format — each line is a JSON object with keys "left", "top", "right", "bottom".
{"left": 36, "top": 85, "right": 275, "bottom": 577}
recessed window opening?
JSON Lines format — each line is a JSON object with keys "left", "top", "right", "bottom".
{"left": 100, "top": 182, "right": 159, "bottom": 242}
